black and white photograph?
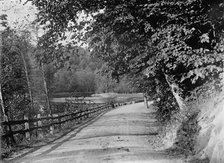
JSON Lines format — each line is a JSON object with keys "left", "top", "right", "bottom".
{"left": 0, "top": 0, "right": 224, "bottom": 162}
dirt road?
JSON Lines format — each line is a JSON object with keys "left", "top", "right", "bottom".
{"left": 13, "top": 102, "right": 183, "bottom": 163}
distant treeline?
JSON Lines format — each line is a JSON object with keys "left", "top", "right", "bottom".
{"left": 53, "top": 47, "right": 139, "bottom": 95}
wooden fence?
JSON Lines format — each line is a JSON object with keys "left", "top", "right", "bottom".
{"left": 1, "top": 104, "right": 112, "bottom": 140}
{"left": 1, "top": 100, "right": 143, "bottom": 142}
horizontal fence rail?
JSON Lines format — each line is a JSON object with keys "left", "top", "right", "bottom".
{"left": 1, "top": 100, "right": 144, "bottom": 141}
{"left": 1, "top": 104, "right": 110, "bottom": 139}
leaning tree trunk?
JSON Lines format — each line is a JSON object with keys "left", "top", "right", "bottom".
{"left": 34, "top": 26, "right": 52, "bottom": 116}
{"left": 157, "top": 73, "right": 186, "bottom": 148}
{"left": 164, "top": 74, "right": 185, "bottom": 111}
{"left": 41, "top": 63, "right": 54, "bottom": 134}
{"left": 20, "top": 51, "right": 35, "bottom": 117}
{"left": 41, "top": 63, "right": 52, "bottom": 117}
{"left": 0, "top": 85, "right": 7, "bottom": 121}
{"left": 0, "top": 31, "right": 6, "bottom": 120}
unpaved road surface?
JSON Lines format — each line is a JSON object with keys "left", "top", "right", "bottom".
{"left": 13, "top": 102, "right": 183, "bottom": 163}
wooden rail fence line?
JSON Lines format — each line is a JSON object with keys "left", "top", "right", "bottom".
{"left": 1, "top": 100, "right": 143, "bottom": 142}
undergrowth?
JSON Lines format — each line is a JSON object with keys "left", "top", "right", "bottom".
{"left": 152, "top": 80, "right": 220, "bottom": 162}
{"left": 168, "top": 111, "right": 200, "bottom": 156}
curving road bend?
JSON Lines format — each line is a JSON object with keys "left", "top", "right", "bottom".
{"left": 13, "top": 102, "right": 183, "bottom": 163}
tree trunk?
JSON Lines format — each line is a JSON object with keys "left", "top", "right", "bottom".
{"left": 41, "top": 63, "right": 52, "bottom": 117}
{"left": 0, "top": 31, "right": 5, "bottom": 120}
{"left": 164, "top": 74, "right": 185, "bottom": 111}
{"left": 0, "top": 85, "right": 8, "bottom": 122}
{"left": 20, "top": 52, "right": 35, "bottom": 117}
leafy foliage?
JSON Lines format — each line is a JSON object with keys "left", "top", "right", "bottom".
{"left": 1, "top": 28, "right": 32, "bottom": 119}
{"left": 53, "top": 47, "right": 137, "bottom": 94}
{"left": 32, "top": 0, "right": 224, "bottom": 122}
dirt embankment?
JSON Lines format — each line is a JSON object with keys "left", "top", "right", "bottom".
{"left": 194, "top": 94, "right": 224, "bottom": 163}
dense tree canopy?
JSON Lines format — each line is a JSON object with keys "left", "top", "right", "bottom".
{"left": 31, "top": 0, "right": 224, "bottom": 122}
{"left": 32, "top": 0, "right": 224, "bottom": 84}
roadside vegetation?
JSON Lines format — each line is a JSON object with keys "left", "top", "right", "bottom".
{"left": 1, "top": 0, "right": 224, "bottom": 162}
{"left": 0, "top": 11, "right": 140, "bottom": 159}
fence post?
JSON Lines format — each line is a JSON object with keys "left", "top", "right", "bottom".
{"left": 49, "top": 114, "right": 54, "bottom": 134}
{"left": 144, "top": 94, "right": 149, "bottom": 109}
{"left": 50, "top": 126, "right": 54, "bottom": 134}
{"left": 24, "top": 115, "right": 30, "bottom": 140}
{"left": 37, "top": 114, "right": 43, "bottom": 139}
{"left": 58, "top": 115, "right": 61, "bottom": 129}
{"left": 34, "top": 115, "right": 38, "bottom": 137}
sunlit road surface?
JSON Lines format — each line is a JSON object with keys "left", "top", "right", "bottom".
{"left": 13, "top": 102, "right": 183, "bottom": 163}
